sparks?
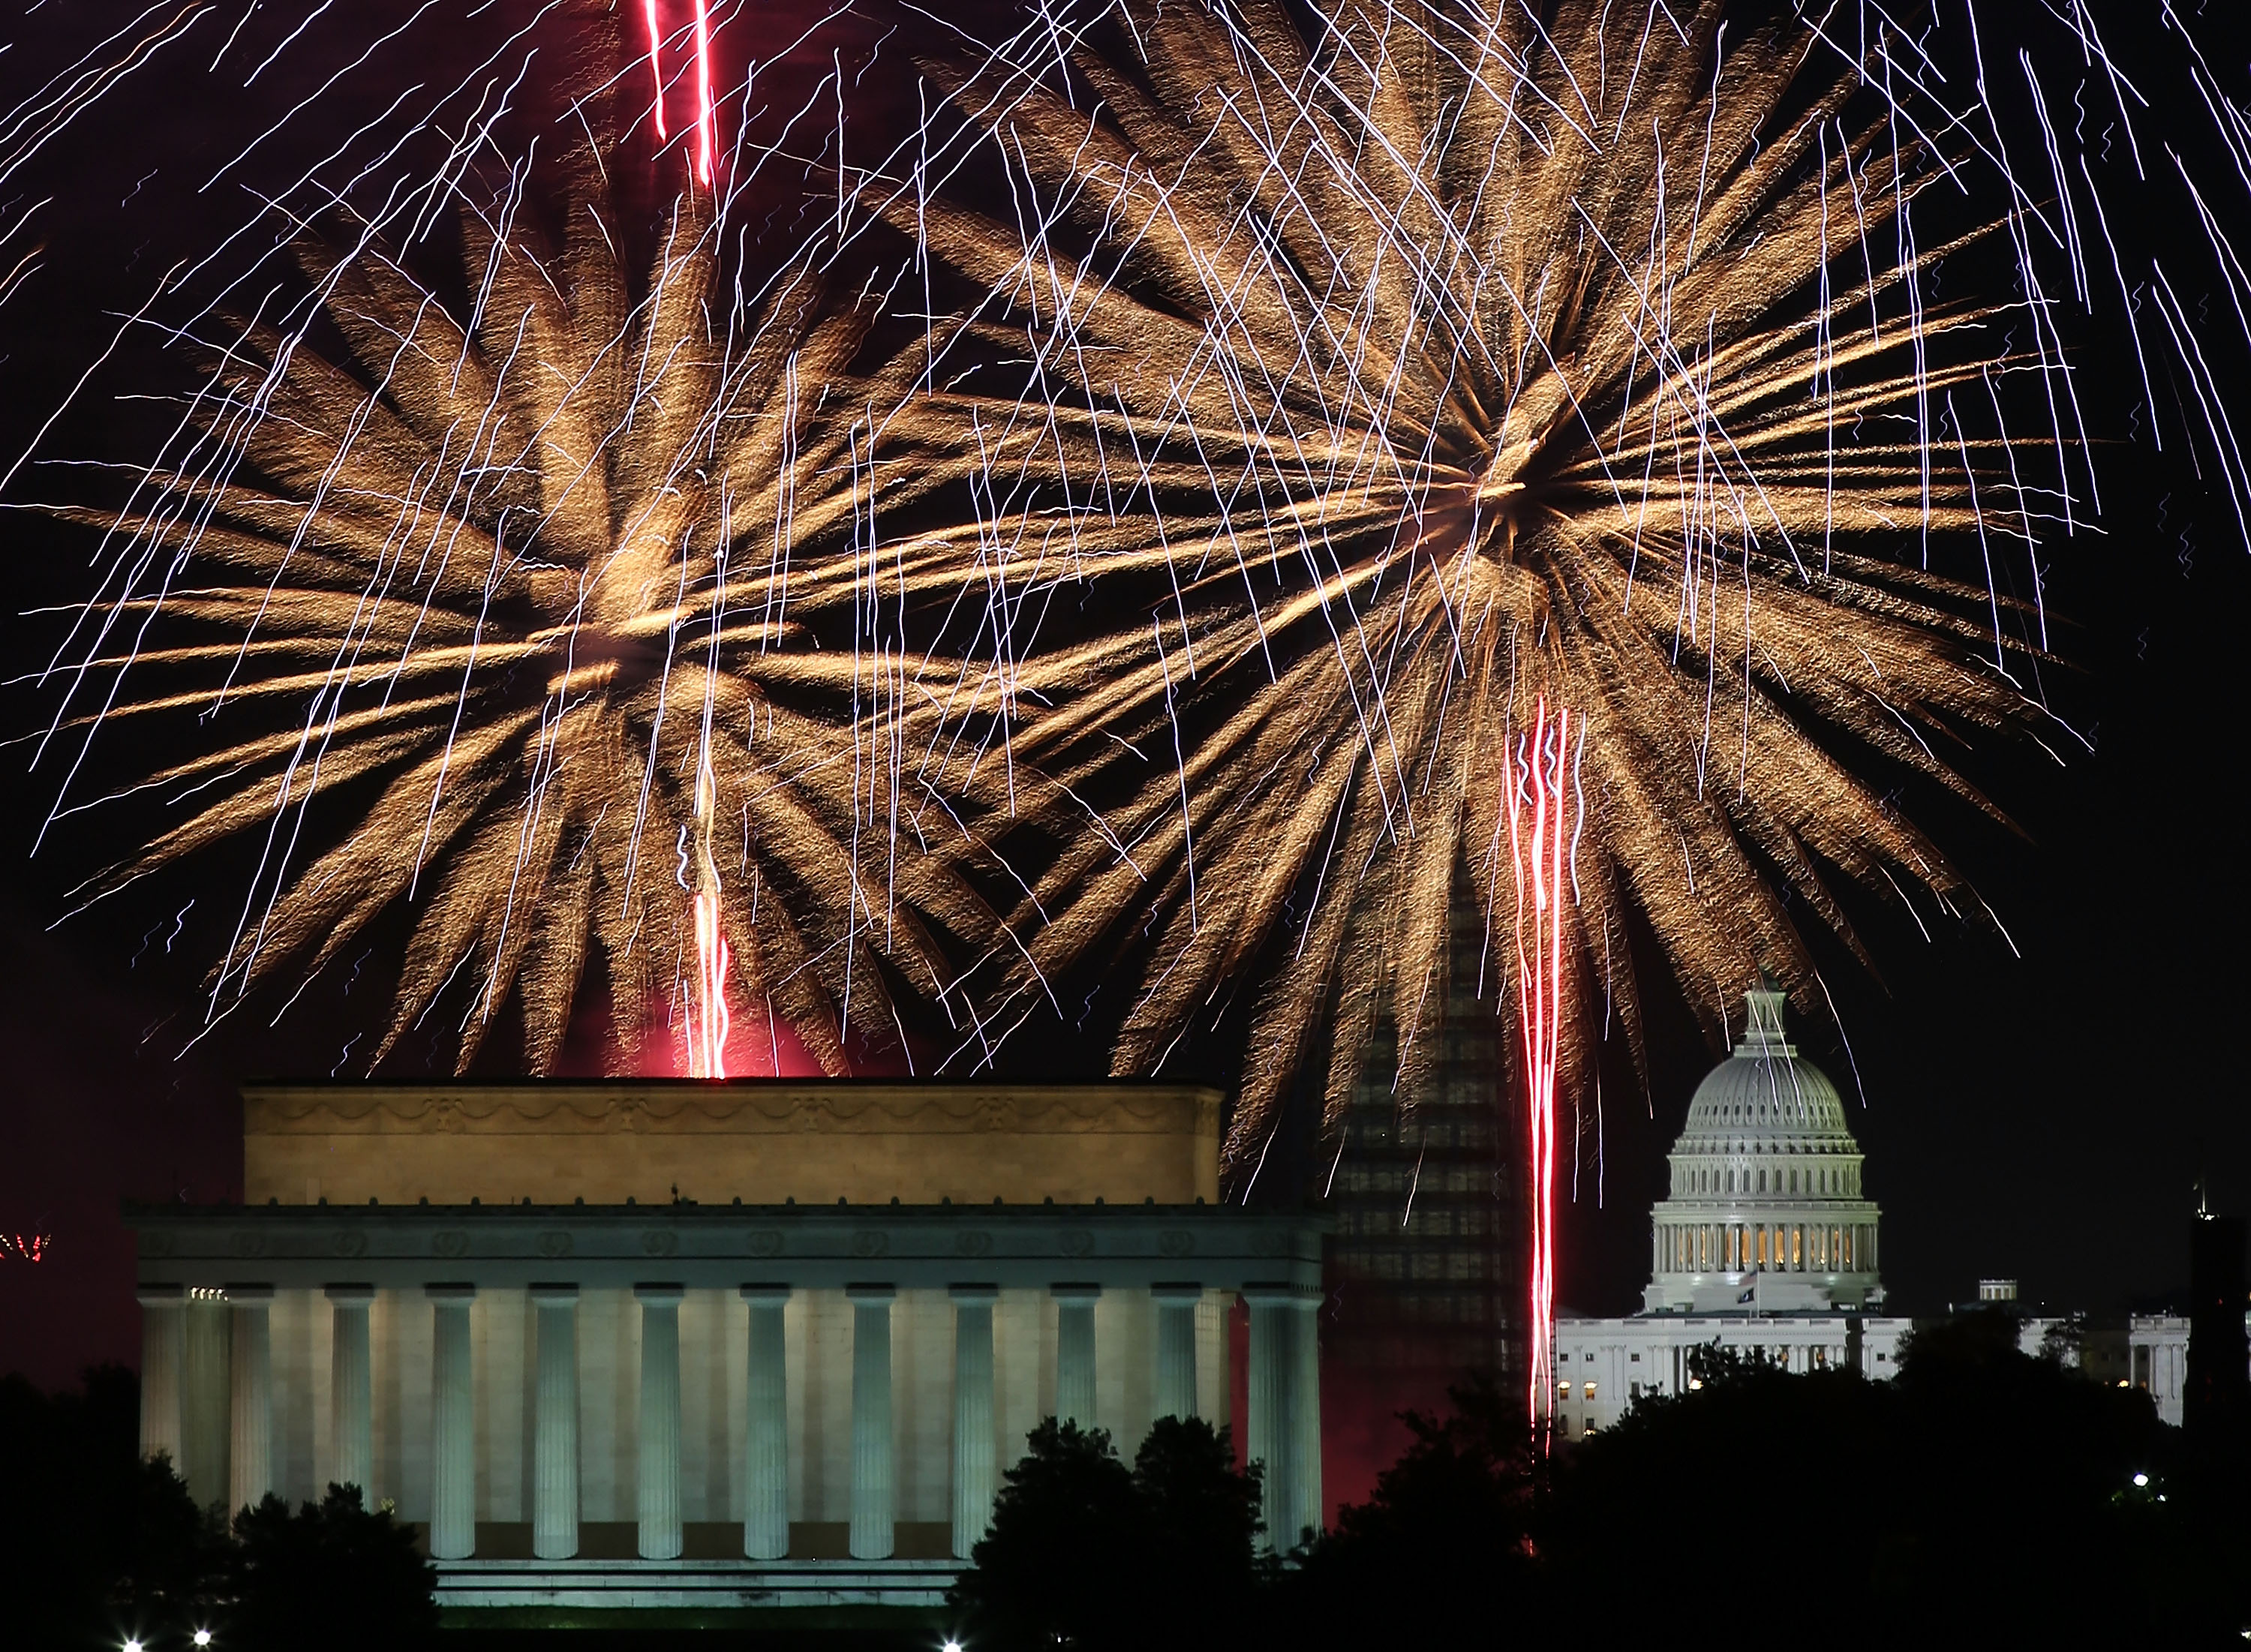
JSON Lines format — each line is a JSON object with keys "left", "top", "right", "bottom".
{"left": 1506, "top": 701, "right": 1575, "bottom": 1434}
{"left": 26, "top": 0, "right": 2251, "bottom": 1251}
{"left": 878, "top": 0, "right": 2061, "bottom": 1179}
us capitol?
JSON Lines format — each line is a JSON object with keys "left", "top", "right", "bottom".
{"left": 1553, "top": 981, "right": 1908, "bottom": 1434}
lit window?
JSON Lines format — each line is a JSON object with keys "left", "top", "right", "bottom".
{"left": 1583, "top": 1381, "right": 1596, "bottom": 1398}
{"left": 1556, "top": 1380, "right": 1570, "bottom": 1401}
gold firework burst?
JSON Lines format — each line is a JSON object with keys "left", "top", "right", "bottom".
{"left": 868, "top": 0, "right": 2053, "bottom": 1159}
{"left": 50, "top": 149, "right": 1011, "bottom": 1074}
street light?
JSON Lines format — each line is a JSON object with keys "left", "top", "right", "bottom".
{"left": 193, "top": 1633, "right": 214, "bottom": 1649}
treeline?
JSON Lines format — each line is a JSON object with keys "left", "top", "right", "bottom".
{"left": 6, "top": 1315, "right": 2243, "bottom": 1650}
{"left": 954, "top": 1311, "right": 2251, "bottom": 1650}
{"left": 0, "top": 1367, "right": 436, "bottom": 1650}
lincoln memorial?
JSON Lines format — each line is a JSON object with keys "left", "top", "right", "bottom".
{"left": 125, "top": 1080, "right": 1326, "bottom": 1620}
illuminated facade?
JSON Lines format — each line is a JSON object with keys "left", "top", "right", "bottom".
{"left": 1640, "top": 981, "right": 1886, "bottom": 1314}
{"left": 126, "top": 1082, "right": 1325, "bottom": 1621}
{"left": 1555, "top": 984, "right": 1910, "bottom": 1438}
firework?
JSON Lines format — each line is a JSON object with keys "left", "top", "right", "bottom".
{"left": 1507, "top": 700, "right": 1576, "bottom": 1428}
{"left": 36, "top": 90, "right": 1020, "bottom": 1075}
{"left": 16, "top": 0, "right": 2251, "bottom": 1127}
{"left": 843, "top": 0, "right": 2069, "bottom": 1170}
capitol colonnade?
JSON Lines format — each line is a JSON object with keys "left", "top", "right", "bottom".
{"left": 1652, "top": 1219, "right": 1880, "bottom": 1278}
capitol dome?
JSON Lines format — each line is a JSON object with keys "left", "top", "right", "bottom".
{"left": 1641, "top": 981, "right": 1885, "bottom": 1314}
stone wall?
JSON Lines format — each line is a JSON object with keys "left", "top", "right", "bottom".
{"left": 242, "top": 1080, "right": 1223, "bottom": 1207}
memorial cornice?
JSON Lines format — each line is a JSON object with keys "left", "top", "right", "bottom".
{"left": 241, "top": 1079, "right": 1223, "bottom": 1137}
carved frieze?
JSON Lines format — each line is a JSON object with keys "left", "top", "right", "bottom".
{"left": 243, "top": 1080, "right": 1223, "bottom": 1139}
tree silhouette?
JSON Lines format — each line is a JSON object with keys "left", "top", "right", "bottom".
{"left": 951, "top": 1416, "right": 1263, "bottom": 1650}
{"left": 228, "top": 1483, "right": 438, "bottom": 1650}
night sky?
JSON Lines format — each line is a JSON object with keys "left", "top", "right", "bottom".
{"left": 2, "top": 1, "right": 2246, "bottom": 1392}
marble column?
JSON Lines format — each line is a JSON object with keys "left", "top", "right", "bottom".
{"left": 1150, "top": 1284, "right": 1201, "bottom": 1422}
{"left": 741, "top": 1287, "right": 790, "bottom": 1560}
{"left": 137, "top": 1284, "right": 185, "bottom": 1469}
{"left": 428, "top": 1285, "right": 476, "bottom": 1560}
{"left": 182, "top": 1294, "right": 230, "bottom": 1509}
{"left": 847, "top": 1285, "right": 895, "bottom": 1560}
{"left": 1053, "top": 1284, "right": 1100, "bottom": 1430}
{"left": 227, "top": 1285, "right": 274, "bottom": 1515}
{"left": 325, "top": 1286, "right": 376, "bottom": 1499}
{"left": 1243, "top": 1286, "right": 1296, "bottom": 1552}
{"left": 531, "top": 1286, "right": 580, "bottom": 1560}
{"left": 1288, "top": 1288, "right": 1324, "bottom": 1542}
{"left": 949, "top": 1285, "right": 998, "bottom": 1558}
{"left": 636, "top": 1285, "right": 684, "bottom": 1560}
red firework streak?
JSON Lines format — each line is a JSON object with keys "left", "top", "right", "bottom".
{"left": 690, "top": 889, "right": 731, "bottom": 1077}
{"left": 687, "top": 750, "right": 731, "bottom": 1078}
{"left": 1504, "top": 699, "right": 1575, "bottom": 1437}
{"left": 642, "top": 0, "right": 720, "bottom": 185}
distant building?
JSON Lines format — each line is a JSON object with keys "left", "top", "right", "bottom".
{"left": 2120, "top": 1313, "right": 2251, "bottom": 1427}
{"left": 2129, "top": 1316, "right": 2192, "bottom": 1424}
{"left": 2125, "top": 1205, "right": 2251, "bottom": 1428}
{"left": 1555, "top": 983, "right": 1911, "bottom": 1437}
